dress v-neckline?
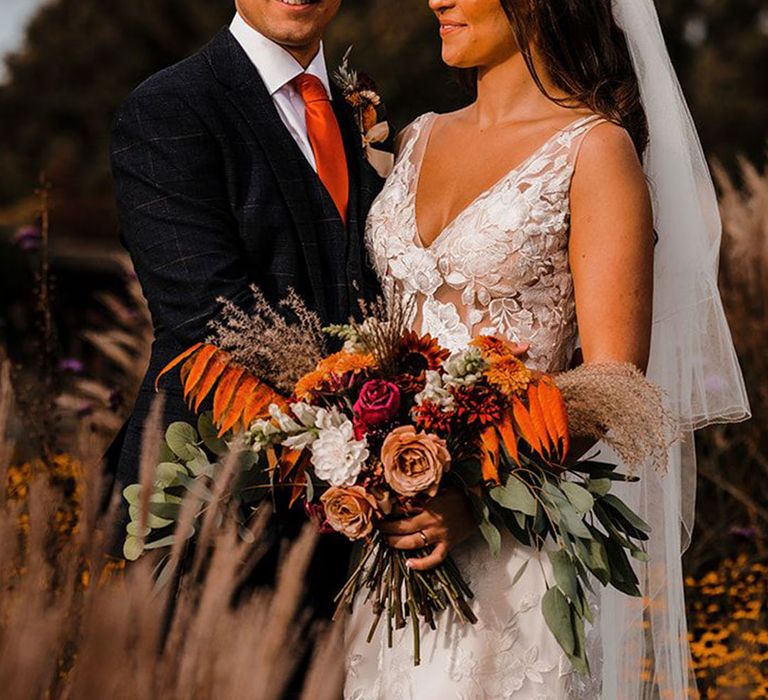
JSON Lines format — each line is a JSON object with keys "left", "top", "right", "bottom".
{"left": 411, "top": 112, "right": 597, "bottom": 251}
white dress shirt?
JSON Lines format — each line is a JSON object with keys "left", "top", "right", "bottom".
{"left": 229, "top": 12, "right": 333, "bottom": 172}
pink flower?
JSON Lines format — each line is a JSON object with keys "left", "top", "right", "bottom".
{"left": 353, "top": 380, "right": 401, "bottom": 427}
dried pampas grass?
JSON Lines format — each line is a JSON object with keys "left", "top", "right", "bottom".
{"left": 208, "top": 287, "right": 327, "bottom": 394}
{"left": 555, "top": 362, "right": 678, "bottom": 473}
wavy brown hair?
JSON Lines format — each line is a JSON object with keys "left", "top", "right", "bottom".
{"left": 464, "top": 0, "right": 649, "bottom": 159}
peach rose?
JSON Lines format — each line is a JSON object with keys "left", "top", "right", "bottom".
{"left": 320, "top": 486, "right": 379, "bottom": 541}
{"left": 380, "top": 426, "right": 451, "bottom": 498}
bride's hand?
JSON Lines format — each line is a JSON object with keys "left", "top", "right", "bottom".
{"left": 379, "top": 488, "right": 476, "bottom": 571}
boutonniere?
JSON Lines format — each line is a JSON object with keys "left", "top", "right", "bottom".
{"left": 334, "top": 48, "right": 395, "bottom": 179}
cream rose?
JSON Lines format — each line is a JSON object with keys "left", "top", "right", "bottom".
{"left": 320, "top": 486, "right": 379, "bottom": 541}
{"left": 380, "top": 426, "right": 451, "bottom": 498}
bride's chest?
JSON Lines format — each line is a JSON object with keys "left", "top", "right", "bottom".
{"left": 365, "top": 152, "right": 575, "bottom": 291}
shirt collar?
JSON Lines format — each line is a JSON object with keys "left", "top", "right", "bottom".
{"left": 229, "top": 12, "right": 332, "bottom": 98}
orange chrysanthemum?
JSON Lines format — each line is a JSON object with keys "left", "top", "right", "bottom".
{"left": 295, "top": 369, "right": 328, "bottom": 401}
{"left": 318, "top": 351, "right": 377, "bottom": 377}
{"left": 486, "top": 357, "right": 534, "bottom": 399}
{"left": 295, "top": 351, "right": 377, "bottom": 400}
{"left": 470, "top": 335, "right": 517, "bottom": 362}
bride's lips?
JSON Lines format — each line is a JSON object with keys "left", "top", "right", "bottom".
{"left": 439, "top": 21, "right": 467, "bottom": 37}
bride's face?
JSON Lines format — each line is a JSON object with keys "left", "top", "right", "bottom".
{"left": 428, "top": 0, "right": 519, "bottom": 69}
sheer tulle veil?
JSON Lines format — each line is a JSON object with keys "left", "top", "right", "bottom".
{"left": 596, "top": 1, "right": 751, "bottom": 697}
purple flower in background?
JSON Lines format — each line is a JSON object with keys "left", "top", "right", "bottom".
{"left": 12, "top": 225, "right": 41, "bottom": 252}
{"left": 58, "top": 358, "right": 85, "bottom": 374}
{"left": 729, "top": 526, "right": 757, "bottom": 539}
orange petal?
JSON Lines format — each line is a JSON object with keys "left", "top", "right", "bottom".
{"left": 480, "top": 426, "right": 501, "bottom": 484}
{"left": 497, "top": 411, "right": 519, "bottom": 466}
{"left": 538, "top": 377, "right": 570, "bottom": 460}
{"left": 212, "top": 366, "right": 245, "bottom": 428}
{"left": 527, "top": 383, "right": 554, "bottom": 456}
{"left": 156, "top": 342, "right": 204, "bottom": 391}
{"left": 218, "top": 374, "right": 259, "bottom": 435}
{"left": 183, "top": 345, "right": 219, "bottom": 401}
{"left": 279, "top": 448, "right": 303, "bottom": 482}
{"left": 193, "top": 351, "right": 231, "bottom": 412}
{"left": 512, "top": 396, "right": 543, "bottom": 457}
{"left": 289, "top": 460, "right": 309, "bottom": 508}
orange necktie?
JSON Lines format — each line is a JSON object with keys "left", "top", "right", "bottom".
{"left": 293, "top": 74, "right": 349, "bottom": 223}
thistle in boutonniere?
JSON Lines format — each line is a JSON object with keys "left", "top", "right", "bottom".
{"left": 334, "top": 47, "right": 394, "bottom": 178}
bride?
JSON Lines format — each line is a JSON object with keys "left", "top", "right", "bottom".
{"left": 344, "top": 0, "right": 749, "bottom": 698}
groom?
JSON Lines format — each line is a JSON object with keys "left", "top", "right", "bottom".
{"left": 106, "top": 0, "right": 384, "bottom": 614}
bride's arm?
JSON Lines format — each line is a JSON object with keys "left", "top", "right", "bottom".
{"left": 569, "top": 122, "right": 655, "bottom": 372}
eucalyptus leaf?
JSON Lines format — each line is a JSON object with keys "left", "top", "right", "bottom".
{"left": 155, "top": 462, "right": 188, "bottom": 487}
{"left": 199, "top": 412, "right": 229, "bottom": 455}
{"left": 548, "top": 549, "right": 579, "bottom": 603}
{"left": 478, "top": 500, "right": 502, "bottom": 557}
{"left": 568, "top": 609, "right": 589, "bottom": 675}
{"left": 143, "top": 534, "right": 178, "bottom": 550}
{"left": 186, "top": 446, "right": 212, "bottom": 477}
{"left": 631, "top": 549, "right": 650, "bottom": 562}
{"left": 148, "top": 502, "right": 183, "bottom": 521}
{"left": 587, "top": 478, "right": 612, "bottom": 496}
{"left": 490, "top": 477, "right": 537, "bottom": 516}
{"left": 542, "top": 587, "right": 575, "bottom": 655}
{"left": 166, "top": 422, "right": 200, "bottom": 461}
{"left": 601, "top": 494, "right": 652, "bottom": 533}
{"left": 123, "top": 535, "right": 145, "bottom": 562}
{"left": 511, "top": 559, "right": 529, "bottom": 586}
{"left": 122, "top": 484, "right": 142, "bottom": 507}
{"left": 560, "top": 504, "right": 592, "bottom": 540}
{"left": 126, "top": 521, "right": 151, "bottom": 538}
{"left": 305, "top": 475, "right": 315, "bottom": 503}
{"left": 561, "top": 482, "right": 594, "bottom": 514}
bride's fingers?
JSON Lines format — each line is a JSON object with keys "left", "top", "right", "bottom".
{"left": 379, "top": 512, "right": 432, "bottom": 536}
{"left": 406, "top": 542, "right": 448, "bottom": 571}
{"left": 386, "top": 532, "right": 430, "bottom": 551}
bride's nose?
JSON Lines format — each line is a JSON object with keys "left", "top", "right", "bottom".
{"left": 429, "top": 0, "right": 456, "bottom": 12}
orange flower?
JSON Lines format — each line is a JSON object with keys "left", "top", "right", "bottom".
{"left": 486, "top": 357, "right": 533, "bottom": 399}
{"left": 295, "top": 369, "right": 328, "bottom": 401}
{"left": 321, "top": 486, "right": 379, "bottom": 540}
{"left": 470, "top": 335, "right": 516, "bottom": 361}
{"left": 397, "top": 331, "right": 450, "bottom": 372}
{"left": 317, "top": 350, "right": 376, "bottom": 377}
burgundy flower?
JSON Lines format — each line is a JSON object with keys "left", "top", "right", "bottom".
{"left": 354, "top": 380, "right": 401, "bottom": 427}
{"left": 304, "top": 502, "right": 335, "bottom": 535}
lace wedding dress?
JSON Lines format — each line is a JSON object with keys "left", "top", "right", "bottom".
{"left": 344, "top": 112, "right": 608, "bottom": 700}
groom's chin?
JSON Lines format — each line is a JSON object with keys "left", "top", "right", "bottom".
{"left": 243, "top": 0, "right": 341, "bottom": 46}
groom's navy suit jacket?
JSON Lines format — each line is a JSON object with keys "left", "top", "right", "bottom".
{"left": 105, "top": 27, "right": 383, "bottom": 611}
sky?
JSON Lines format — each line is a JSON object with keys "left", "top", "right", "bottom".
{"left": 0, "top": 0, "right": 43, "bottom": 80}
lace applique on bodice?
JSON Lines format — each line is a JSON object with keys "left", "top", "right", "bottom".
{"left": 366, "top": 112, "right": 605, "bottom": 373}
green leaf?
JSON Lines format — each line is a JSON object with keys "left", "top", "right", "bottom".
{"left": 477, "top": 499, "right": 502, "bottom": 557}
{"left": 185, "top": 446, "right": 212, "bottom": 477}
{"left": 158, "top": 441, "right": 178, "bottom": 464}
{"left": 511, "top": 559, "right": 529, "bottom": 586}
{"left": 542, "top": 587, "right": 575, "bottom": 655}
{"left": 155, "top": 462, "right": 188, "bottom": 487}
{"left": 586, "top": 534, "right": 611, "bottom": 584}
{"left": 166, "top": 422, "right": 200, "bottom": 461}
{"left": 631, "top": 549, "right": 650, "bottom": 562}
{"left": 122, "top": 484, "right": 142, "bottom": 506}
{"left": 568, "top": 609, "right": 589, "bottom": 675}
{"left": 143, "top": 534, "right": 177, "bottom": 550}
{"left": 548, "top": 549, "right": 579, "bottom": 603}
{"left": 126, "top": 520, "right": 151, "bottom": 537}
{"left": 490, "top": 477, "right": 537, "bottom": 516}
{"left": 601, "top": 494, "right": 652, "bottom": 534}
{"left": 199, "top": 412, "right": 229, "bottom": 455}
{"left": 148, "top": 502, "right": 183, "bottom": 521}
{"left": 587, "top": 478, "right": 612, "bottom": 496}
{"left": 305, "top": 474, "right": 315, "bottom": 502}
{"left": 561, "top": 482, "right": 594, "bottom": 514}
{"left": 559, "top": 503, "right": 592, "bottom": 540}
{"left": 123, "top": 535, "right": 145, "bottom": 561}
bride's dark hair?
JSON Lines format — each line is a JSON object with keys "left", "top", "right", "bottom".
{"left": 467, "top": 0, "right": 649, "bottom": 159}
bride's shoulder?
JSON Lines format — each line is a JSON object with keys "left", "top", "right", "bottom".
{"left": 393, "top": 112, "right": 437, "bottom": 156}
{"left": 574, "top": 119, "right": 639, "bottom": 171}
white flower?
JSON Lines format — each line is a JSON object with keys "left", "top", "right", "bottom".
{"left": 290, "top": 402, "right": 320, "bottom": 428}
{"left": 314, "top": 406, "right": 347, "bottom": 431}
{"left": 269, "top": 404, "right": 301, "bottom": 433}
{"left": 414, "top": 370, "right": 455, "bottom": 411}
{"left": 310, "top": 419, "right": 370, "bottom": 487}
{"left": 245, "top": 417, "right": 282, "bottom": 453}
{"left": 443, "top": 348, "right": 488, "bottom": 388}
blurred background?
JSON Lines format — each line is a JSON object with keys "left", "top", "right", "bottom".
{"left": 0, "top": 1, "right": 766, "bottom": 695}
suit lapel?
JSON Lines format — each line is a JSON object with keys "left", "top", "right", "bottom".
{"left": 204, "top": 29, "right": 328, "bottom": 319}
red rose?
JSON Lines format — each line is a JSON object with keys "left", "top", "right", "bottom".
{"left": 354, "top": 380, "right": 401, "bottom": 426}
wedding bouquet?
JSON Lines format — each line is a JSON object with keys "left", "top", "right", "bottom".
{"left": 124, "top": 289, "right": 672, "bottom": 672}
